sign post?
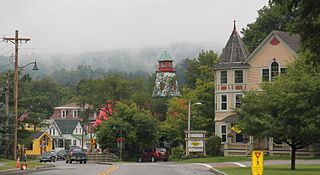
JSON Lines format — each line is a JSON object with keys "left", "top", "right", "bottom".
{"left": 185, "top": 130, "right": 206, "bottom": 156}
{"left": 252, "top": 151, "right": 264, "bottom": 175}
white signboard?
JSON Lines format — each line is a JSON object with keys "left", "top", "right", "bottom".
{"left": 188, "top": 140, "right": 204, "bottom": 147}
{"left": 190, "top": 133, "right": 204, "bottom": 138}
{"left": 189, "top": 147, "right": 204, "bottom": 152}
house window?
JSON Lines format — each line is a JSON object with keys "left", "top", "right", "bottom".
{"left": 75, "top": 128, "right": 78, "bottom": 134}
{"left": 221, "top": 95, "right": 227, "bottom": 111}
{"left": 280, "top": 68, "right": 286, "bottom": 75}
{"left": 73, "top": 110, "right": 79, "bottom": 118}
{"left": 73, "top": 140, "right": 77, "bottom": 145}
{"left": 271, "top": 61, "right": 279, "bottom": 81}
{"left": 262, "top": 69, "right": 269, "bottom": 82}
{"left": 61, "top": 110, "right": 67, "bottom": 118}
{"left": 52, "top": 128, "right": 55, "bottom": 135}
{"left": 236, "top": 133, "right": 243, "bottom": 142}
{"left": 79, "top": 128, "right": 82, "bottom": 134}
{"left": 234, "top": 70, "right": 243, "bottom": 83}
{"left": 220, "top": 71, "right": 227, "bottom": 84}
{"left": 161, "top": 62, "right": 166, "bottom": 68}
{"left": 221, "top": 125, "right": 227, "bottom": 142}
{"left": 235, "top": 94, "right": 243, "bottom": 109}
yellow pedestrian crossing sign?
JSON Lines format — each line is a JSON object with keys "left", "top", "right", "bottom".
{"left": 252, "top": 151, "right": 263, "bottom": 175}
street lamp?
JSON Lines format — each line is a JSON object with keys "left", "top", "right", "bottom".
{"left": 19, "top": 60, "right": 39, "bottom": 70}
{"left": 187, "top": 100, "right": 201, "bottom": 137}
{"left": 14, "top": 60, "right": 39, "bottom": 159}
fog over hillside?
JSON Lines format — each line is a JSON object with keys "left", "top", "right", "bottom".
{"left": 1, "top": 43, "right": 220, "bottom": 79}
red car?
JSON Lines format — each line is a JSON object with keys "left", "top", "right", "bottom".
{"left": 138, "top": 148, "right": 169, "bottom": 162}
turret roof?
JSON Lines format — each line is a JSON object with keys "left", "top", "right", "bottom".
{"left": 218, "top": 21, "right": 249, "bottom": 64}
{"left": 158, "top": 50, "right": 173, "bottom": 61}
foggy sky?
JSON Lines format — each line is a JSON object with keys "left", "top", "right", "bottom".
{"left": 0, "top": 0, "right": 269, "bottom": 55}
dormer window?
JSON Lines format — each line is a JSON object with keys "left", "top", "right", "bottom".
{"left": 61, "top": 110, "right": 67, "bottom": 118}
{"left": 73, "top": 110, "right": 79, "bottom": 118}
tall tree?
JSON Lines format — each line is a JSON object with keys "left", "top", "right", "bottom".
{"left": 241, "top": 3, "right": 291, "bottom": 52}
{"left": 96, "top": 102, "right": 158, "bottom": 160}
{"left": 272, "top": 0, "right": 320, "bottom": 67}
{"left": 238, "top": 55, "right": 320, "bottom": 170}
{"left": 185, "top": 50, "right": 218, "bottom": 88}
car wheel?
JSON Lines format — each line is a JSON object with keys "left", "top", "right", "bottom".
{"left": 138, "top": 157, "right": 142, "bottom": 163}
{"left": 151, "top": 157, "right": 155, "bottom": 162}
{"left": 69, "top": 160, "right": 72, "bottom": 164}
{"left": 164, "top": 159, "right": 168, "bottom": 162}
{"left": 40, "top": 160, "right": 42, "bottom": 163}
{"left": 84, "top": 160, "right": 87, "bottom": 164}
{"left": 80, "top": 160, "right": 82, "bottom": 164}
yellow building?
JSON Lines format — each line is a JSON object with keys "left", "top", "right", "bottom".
{"left": 26, "top": 132, "right": 53, "bottom": 156}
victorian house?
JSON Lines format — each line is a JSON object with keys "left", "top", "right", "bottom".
{"left": 213, "top": 22, "right": 320, "bottom": 156}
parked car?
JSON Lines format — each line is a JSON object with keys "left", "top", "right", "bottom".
{"left": 66, "top": 148, "right": 87, "bottom": 164}
{"left": 56, "top": 150, "right": 67, "bottom": 160}
{"left": 39, "top": 151, "right": 56, "bottom": 163}
{"left": 138, "top": 148, "right": 169, "bottom": 162}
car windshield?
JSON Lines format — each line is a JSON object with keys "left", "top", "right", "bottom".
{"left": 72, "top": 148, "right": 82, "bottom": 152}
{"left": 42, "top": 152, "right": 51, "bottom": 156}
{"left": 156, "top": 148, "right": 166, "bottom": 152}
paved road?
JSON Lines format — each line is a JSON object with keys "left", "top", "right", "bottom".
{"left": 2, "top": 161, "right": 213, "bottom": 175}
{"left": 2, "top": 161, "right": 113, "bottom": 175}
{"left": 110, "top": 162, "right": 212, "bottom": 175}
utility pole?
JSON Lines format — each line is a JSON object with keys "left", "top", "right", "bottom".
{"left": 2, "top": 30, "right": 30, "bottom": 160}
{"left": 5, "top": 71, "right": 10, "bottom": 116}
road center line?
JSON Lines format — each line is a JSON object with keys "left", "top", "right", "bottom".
{"left": 97, "top": 165, "right": 119, "bottom": 175}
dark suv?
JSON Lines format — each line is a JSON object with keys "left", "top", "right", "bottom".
{"left": 138, "top": 148, "right": 169, "bottom": 162}
{"left": 66, "top": 148, "right": 87, "bottom": 164}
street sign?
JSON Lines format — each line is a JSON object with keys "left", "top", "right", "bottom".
{"left": 252, "top": 151, "right": 263, "bottom": 175}
{"left": 90, "top": 139, "right": 96, "bottom": 145}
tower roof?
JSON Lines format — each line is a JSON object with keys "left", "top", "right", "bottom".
{"left": 218, "top": 21, "right": 249, "bottom": 64}
{"left": 158, "top": 50, "right": 173, "bottom": 61}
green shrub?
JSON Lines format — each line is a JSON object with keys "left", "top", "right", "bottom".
{"left": 206, "top": 136, "right": 222, "bottom": 156}
{"left": 171, "top": 146, "right": 184, "bottom": 159}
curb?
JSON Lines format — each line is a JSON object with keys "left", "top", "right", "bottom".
{"left": 209, "top": 168, "right": 228, "bottom": 175}
{"left": 34, "top": 164, "right": 55, "bottom": 169}
{"left": 0, "top": 164, "right": 55, "bottom": 174}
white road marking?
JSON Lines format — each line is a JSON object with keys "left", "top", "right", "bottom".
{"left": 196, "top": 163, "right": 213, "bottom": 169}
{"left": 228, "top": 162, "right": 247, "bottom": 167}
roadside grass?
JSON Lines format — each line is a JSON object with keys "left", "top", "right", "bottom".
{"left": 217, "top": 164, "right": 320, "bottom": 175}
{"left": 0, "top": 159, "right": 49, "bottom": 171}
{"left": 172, "top": 155, "right": 317, "bottom": 163}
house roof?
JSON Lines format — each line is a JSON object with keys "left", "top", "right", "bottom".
{"left": 221, "top": 114, "right": 239, "bottom": 122}
{"left": 218, "top": 21, "right": 249, "bottom": 65}
{"left": 158, "top": 50, "right": 173, "bottom": 61}
{"left": 31, "top": 132, "right": 52, "bottom": 140}
{"left": 273, "top": 31, "right": 300, "bottom": 52}
{"left": 54, "top": 102, "right": 80, "bottom": 110}
{"left": 55, "top": 120, "right": 80, "bottom": 134}
{"left": 213, "top": 62, "right": 250, "bottom": 70}
{"left": 244, "top": 30, "right": 300, "bottom": 63}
